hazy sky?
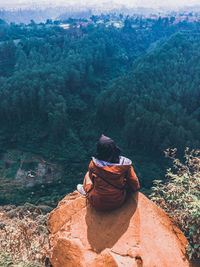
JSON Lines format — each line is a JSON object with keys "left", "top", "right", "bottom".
{"left": 1, "top": 0, "right": 200, "bottom": 9}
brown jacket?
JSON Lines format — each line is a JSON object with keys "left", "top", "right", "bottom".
{"left": 85, "top": 156, "right": 140, "bottom": 211}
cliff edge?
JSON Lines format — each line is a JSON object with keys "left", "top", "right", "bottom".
{"left": 47, "top": 191, "right": 190, "bottom": 267}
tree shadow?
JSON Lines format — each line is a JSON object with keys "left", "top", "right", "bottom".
{"left": 85, "top": 192, "right": 138, "bottom": 253}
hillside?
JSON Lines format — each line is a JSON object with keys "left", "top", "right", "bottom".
{"left": 0, "top": 16, "right": 200, "bottom": 199}
{"left": 97, "top": 31, "right": 200, "bottom": 186}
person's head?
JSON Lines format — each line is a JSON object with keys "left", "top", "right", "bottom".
{"left": 96, "top": 134, "right": 120, "bottom": 163}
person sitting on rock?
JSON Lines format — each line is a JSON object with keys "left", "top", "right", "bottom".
{"left": 77, "top": 134, "right": 140, "bottom": 211}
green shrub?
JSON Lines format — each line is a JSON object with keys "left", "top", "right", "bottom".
{"left": 150, "top": 148, "right": 200, "bottom": 260}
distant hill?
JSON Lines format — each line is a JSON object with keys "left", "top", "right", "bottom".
{"left": 1, "top": 2, "right": 200, "bottom": 24}
{"left": 57, "top": 9, "right": 92, "bottom": 21}
{"left": 0, "top": 7, "right": 69, "bottom": 24}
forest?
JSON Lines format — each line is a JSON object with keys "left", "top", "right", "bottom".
{"left": 0, "top": 15, "right": 200, "bottom": 204}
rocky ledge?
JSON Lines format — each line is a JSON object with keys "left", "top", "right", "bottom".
{"left": 47, "top": 191, "right": 190, "bottom": 267}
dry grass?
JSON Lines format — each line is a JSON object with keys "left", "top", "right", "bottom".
{"left": 0, "top": 203, "right": 52, "bottom": 266}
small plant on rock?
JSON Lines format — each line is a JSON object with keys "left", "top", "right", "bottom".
{"left": 150, "top": 148, "right": 200, "bottom": 260}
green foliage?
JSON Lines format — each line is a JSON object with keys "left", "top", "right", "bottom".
{"left": 5, "top": 162, "right": 20, "bottom": 178}
{"left": 0, "top": 16, "right": 200, "bottom": 199}
{"left": 0, "top": 162, "right": 85, "bottom": 207}
{"left": 150, "top": 148, "right": 200, "bottom": 260}
{"left": 97, "top": 32, "right": 200, "bottom": 154}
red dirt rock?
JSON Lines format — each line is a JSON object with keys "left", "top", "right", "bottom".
{"left": 47, "top": 191, "right": 190, "bottom": 267}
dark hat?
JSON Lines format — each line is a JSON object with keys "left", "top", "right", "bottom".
{"left": 96, "top": 134, "right": 120, "bottom": 163}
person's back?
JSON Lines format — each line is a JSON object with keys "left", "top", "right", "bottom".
{"left": 86, "top": 156, "right": 139, "bottom": 211}
{"left": 77, "top": 134, "right": 140, "bottom": 211}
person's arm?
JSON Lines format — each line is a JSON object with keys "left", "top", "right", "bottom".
{"left": 83, "top": 171, "right": 93, "bottom": 192}
{"left": 126, "top": 166, "right": 140, "bottom": 191}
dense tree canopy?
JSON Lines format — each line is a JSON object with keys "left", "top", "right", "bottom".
{"left": 97, "top": 32, "right": 200, "bottom": 152}
{"left": 0, "top": 16, "right": 200, "bottom": 192}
